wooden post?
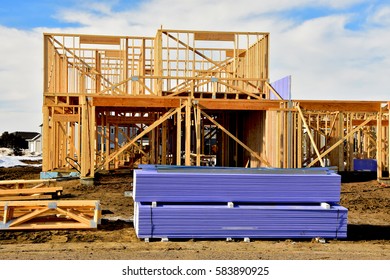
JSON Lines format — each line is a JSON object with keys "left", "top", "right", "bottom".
{"left": 338, "top": 113, "right": 344, "bottom": 171}
{"left": 185, "top": 99, "right": 191, "bottom": 166}
{"left": 388, "top": 103, "right": 390, "bottom": 178}
{"left": 176, "top": 105, "right": 182, "bottom": 165}
{"left": 348, "top": 113, "right": 354, "bottom": 171}
{"left": 80, "top": 96, "right": 90, "bottom": 177}
{"left": 276, "top": 111, "right": 280, "bottom": 167}
{"left": 162, "top": 120, "right": 167, "bottom": 164}
{"left": 90, "top": 105, "right": 96, "bottom": 178}
{"left": 195, "top": 104, "right": 201, "bottom": 166}
{"left": 105, "top": 119, "right": 110, "bottom": 171}
{"left": 42, "top": 106, "right": 50, "bottom": 172}
{"left": 377, "top": 107, "right": 383, "bottom": 178}
{"left": 114, "top": 124, "right": 119, "bottom": 168}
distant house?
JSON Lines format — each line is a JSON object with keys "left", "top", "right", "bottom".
{"left": 11, "top": 131, "right": 41, "bottom": 153}
{"left": 27, "top": 134, "right": 42, "bottom": 154}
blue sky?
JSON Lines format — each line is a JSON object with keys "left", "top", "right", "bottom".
{"left": 0, "top": 1, "right": 385, "bottom": 30}
{"left": 0, "top": 0, "right": 389, "bottom": 133}
{"left": 0, "top": 0, "right": 143, "bottom": 29}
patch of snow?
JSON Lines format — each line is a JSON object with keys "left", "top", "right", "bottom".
{"left": 14, "top": 155, "right": 42, "bottom": 162}
{"left": 0, "top": 155, "right": 42, "bottom": 168}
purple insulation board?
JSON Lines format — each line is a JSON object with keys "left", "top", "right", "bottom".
{"left": 270, "top": 75, "right": 291, "bottom": 100}
{"left": 133, "top": 169, "right": 341, "bottom": 203}
{"left": 353, "top": 159, "right": 377, "bottom": 171}
{"left": 134, "top": 202, "right": 348, "bottom": 239}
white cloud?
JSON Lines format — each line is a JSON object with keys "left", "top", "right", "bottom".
{"left": 1, "top": 0, "right": 389, "bottom": 134}
{"left": 0, "top": 26, "right": 42, "bottom": 133}
{"left": 368, "top": 5, "right": 390, "bottom": 26}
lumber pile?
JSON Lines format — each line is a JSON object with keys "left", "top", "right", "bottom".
{"left": 0, "top": 200, "right": 101, "bottom": 230}
{"left": 0, "top": 179, "right": 63, "bottom": 201}
{"left": 133, "top": 165, "right": 348, "bottom": 240}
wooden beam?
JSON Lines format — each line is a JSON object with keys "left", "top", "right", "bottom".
{"left": 225, "top": 49, "right": 246, "bottom": 57}
{"left": 194, "top": 32, "right": 235, "bottom": 41}
{"left": 42, "top": 106, "right": 50, "bottom": 172}
{"left": 80, "top": 97, "right": 90, "bottom": 177}
{"left": 0, "top": 179, "right": 57, "bottom": 186}
{"left": 92, "top": 96, "right": 181, "bottom": 108}
{"left": 377, "top": 107, "right": 383, "bottom": 177}
{"left": 162, "top": 120, "right": 167, "bottom": 164}
{"left": 80, "top": 35, "right": 121, "bottom": 45}
{"left": 0, "top": 187, "right": 62, "bottom": 197}
{"left": 185, "top": 99, "right": 191, "bottom": 166}
{"left": 53, "top": 114, "right": 79, "bottom": 122}
{"left": 197, "top": 99, "right": 282, "bottom": 110}
{"left": 298, "top": 101, "right": 382, "bottom": 112}
{"left": 176, "top": 106, "right": 182, "bottom": 165}
{"left": 352, "top": 119, "right": 388, "bottom": 126}
{"left": 195, "top": 104, "right": 201, "bottom": 166}
{"left": 104, "top": 50, "right": 122, "bottom": 58}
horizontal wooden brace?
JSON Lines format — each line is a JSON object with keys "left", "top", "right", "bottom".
{"left": 194, "top": 32, "right": 235, "bottom": 41}
{"left": 198, "top": 99, "right": 282, "bottom": 110}
{"left": 53, "top": 114, "right": 79, "bottom": 122}
{"left": 298, "top": 101, "right": 382, "bottom": 112}
{"left": 352, "top": 120, "right": 389, "bottom": 126}
{"left": 80, "top": 35, "right": 121, "bottom": 45}
{"left": 92, "top": 96, "right": 181, "bottom": 108}
{"left": 0, "top": 179, "right": 57, "bottom": 186}
{"left": 100, "top": 115, "right": 155, "bottom": 125}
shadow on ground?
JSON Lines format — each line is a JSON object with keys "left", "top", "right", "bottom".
{"left": 347, "top": 224, "right": 390, "bottom": 241}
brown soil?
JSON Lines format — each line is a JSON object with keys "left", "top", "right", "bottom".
{"left": 0, "top": 167, "right": 390, "bottom": 260}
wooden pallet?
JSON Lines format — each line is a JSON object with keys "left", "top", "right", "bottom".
{"left": 0, "top": 200, "right": 101, "bottom": 230}
{"left": 0, "top": 179, "right": 63, "bottom": 201}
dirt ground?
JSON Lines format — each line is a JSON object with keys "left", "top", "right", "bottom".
{"left": 0, "top": 166, "right": 390, "bottom": 260}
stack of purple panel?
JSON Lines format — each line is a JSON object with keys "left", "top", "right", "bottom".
{"left": 133, "top": 168, "right": 341, "bottom": 203}
{"left": 133, "top": 165, "right": 348, "bottom": 239}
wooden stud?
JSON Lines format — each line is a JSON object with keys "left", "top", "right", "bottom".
{"left": 185, "top": 99, "right": 191, "bottom": 166}
{"left": 377, "top": 106, "right": 383, "bottom": 178}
